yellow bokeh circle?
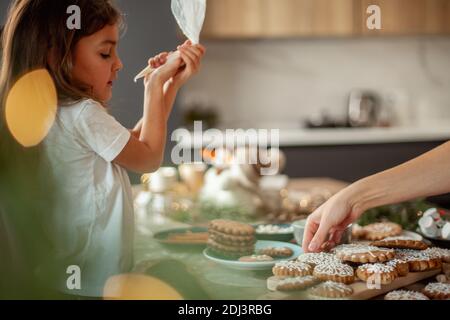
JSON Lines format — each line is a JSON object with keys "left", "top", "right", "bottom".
{"left": 103, "top": 274, "right": 183, "bottom": 300}
{"left": 5, "top": 69, "right": 57, "bottom": 147}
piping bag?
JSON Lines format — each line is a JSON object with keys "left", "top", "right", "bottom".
{"left": 134, "top": 0, "right": 207, "bottom": 83}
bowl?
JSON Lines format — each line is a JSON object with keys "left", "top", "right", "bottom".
{"left": 291, "top": 219, "right": 352, "bottom": 247}
{"left": 253, "top": 223, "right": 294, "bottom": 242}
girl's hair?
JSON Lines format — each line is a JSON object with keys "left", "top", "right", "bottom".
{"left": 0, "top": 0, "right": 123, "bottom": 111}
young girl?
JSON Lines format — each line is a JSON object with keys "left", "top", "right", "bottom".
{"left": 0, "top": 0, "right": 205, "bottom": 298}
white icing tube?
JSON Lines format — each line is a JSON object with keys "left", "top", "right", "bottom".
{"left": 134, "top": 51, "right": 181, "bottom": 83}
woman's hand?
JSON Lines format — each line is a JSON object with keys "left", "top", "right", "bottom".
{"left": 302, "top": 185, "right": 364, "bottom": 253}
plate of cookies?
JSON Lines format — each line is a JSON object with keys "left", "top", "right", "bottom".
{"left": 204, "top": 240, "right": 302, "bottom": 270}
{"left": 204, "top": 219, "right": 302, "bottom": 270}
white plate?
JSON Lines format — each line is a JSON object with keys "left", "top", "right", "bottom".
{"left": 402, "top": 230, "right": 423, "bottom": 241}
{"left": 203, "top": 240, "right": 302, "bottom": 270}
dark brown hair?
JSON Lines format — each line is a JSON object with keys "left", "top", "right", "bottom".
{"left": 0, "top": 0, "right": 123, "bottom": 110}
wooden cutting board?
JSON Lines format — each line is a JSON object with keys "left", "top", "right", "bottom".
{"left": 264, "top": 269, "right": 441, "bottom": 300}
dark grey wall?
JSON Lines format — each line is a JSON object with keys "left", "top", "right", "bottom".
{"left": 1, "top": 0, "right": 184, "bottom": 183}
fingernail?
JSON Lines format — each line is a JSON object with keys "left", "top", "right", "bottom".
{"left": 308, "top": 242, "right": 318, "bottom": 252}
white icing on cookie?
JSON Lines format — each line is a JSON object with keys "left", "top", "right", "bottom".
{"left": 385, "top": 290, "right": 429, "bottom": 300}
{"left": 297, "top": 252, "right": 340, "bottom": 265}
{"left": 274, "top": 261, "right": 311, "bottom": 272}
{"left": 314, "top": 262, "right": 354, "bottom": 277}
{"left": 358, "top": 263, "right": 395, "bottom": 274}
{"left": 424, "top": 282, "right": 450, "bottom": 294}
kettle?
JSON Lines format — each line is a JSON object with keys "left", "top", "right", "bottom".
{"left": 347, "top": 90, "right": 381, "bottom": 127}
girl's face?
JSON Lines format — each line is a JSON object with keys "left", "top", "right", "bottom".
{"left": 72, "top": 24, "right": 123, "bottom": 103}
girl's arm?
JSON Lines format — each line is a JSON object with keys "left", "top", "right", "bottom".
{"left": 116, "top": 43, "right": 205, "bottom": 173}
{"left": 131, "top": 42, "right": 205, "bottom": 139}
{"left": 302, "top": 141, "right": 450, "bottom": 252}
{"left": 131, "top": 79, "right": 179, "bottom": 138}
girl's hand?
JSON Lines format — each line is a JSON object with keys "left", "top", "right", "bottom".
{"left": 172, "top": 40, "right": 206, "bottom": 88}
{"left": 145, "top": 51, "right": 182, "bottom": 88}
{"left": 302, "top": 185, "right": 364, "bottom": 253}
{"left": 145, "top": 41, "right": 206, "bottom": 89}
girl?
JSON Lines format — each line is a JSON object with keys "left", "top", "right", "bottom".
{"left": 0, "top": 0, "right": 205, "bottom": 298}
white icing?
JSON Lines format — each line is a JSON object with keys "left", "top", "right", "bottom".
{"left": 424, "top": 282, "right": 450, "bottom": 294}
{"left": 314, "top": 262, "right": 354, "bottom": 277}
{"left": 274, "top": 261, "right": 311, "bottom": 272}
{"left": 256, "top": 224, "right": 294, "bottom": 234}
{"left": 297, "top": 253, "right": 340, "bottom": 265}
{"left": 358, "top": 263, "right": 395, "bottom": 274}
{"left": 385, "top": 290, "right": 429, "bottom": 300}
{"left": 311, "top": 281, "right": 353, "bottom": 294}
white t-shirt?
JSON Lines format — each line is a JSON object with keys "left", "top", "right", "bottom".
{"left": 43, "top": 99, "right": 134, "bottom": 297}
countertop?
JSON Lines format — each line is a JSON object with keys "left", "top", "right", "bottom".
{"left": 173, "top": 123, "right": 450, "bottom": 147}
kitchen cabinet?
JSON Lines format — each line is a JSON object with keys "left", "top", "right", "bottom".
{"left": 281, "top": 141, "right": 445, "bottom": 182}
{"left": 355, "top": 0, "right": 450, "bottom": 35}
{"left": 201, "top": 0, "right": 450, "bottom": 38}
{"left": 202, "top": 0, "right": 355, "bottom": 38}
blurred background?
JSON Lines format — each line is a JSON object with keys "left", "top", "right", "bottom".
{"left": 2, "top": 0, "right": 449, "bottom": 184}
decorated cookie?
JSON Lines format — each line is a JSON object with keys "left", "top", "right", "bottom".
{"left": 424, "top": 247, "right": 450, "bottom": 263}
{"left": 384, "top": 290, "right": 429, "bottom": 300}
{"left": 313, "top": 261, "right": 355, "bottom": 284}
{"left": 423, "top": 282, "right": 450, "bottom": 300}
{"left": 297, "top": 252, "right": 340, "bottom": 267}
{"left": 257, "top": 246, "right": 293, "bottom": 258}
{"left": 386, "top": 259, "right": 409, "bottom": 277}
{"left": 333, "top": 244, "right": 395, "bottom": 263}
{"left": 309, "top": 281, "right": 353, "bottom": 299}
{"left": 356, "top": 263, "right": 397, "bottom": 285}
{"left": 371, "top": 236, "right": 428, "bottom": 250}
{"left": 396, "top": 249, "right": 442, "bottom": 272}
{"left": 238, "top": 255, "right": 273, "bottom": 262}
{"left": 272, "top": 261, "right": 313, "bottom": 277}
{"left": 275, "top": 275, "right": 319, "bottom": 291}
{"left": 363, "top": 222, "right": 402, "bottom": 241}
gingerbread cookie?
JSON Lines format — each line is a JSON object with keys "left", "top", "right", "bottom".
{"left": 296, "top": 252, "right": 340, "bottom": 267}
{"left": 257, "top": 246, "right": 293, "bottom": 258}
{"left": 272, "top": 261, "right": 313, "bottom": 277}
{"left": 238, "top": 255, "right": 273, "bottom": 262}
{"left": 356, "top": 263, "right": 397, "bottom": 285}
{"left": 386, "top": 259, "right": 409, "bottom": 277}
{"left": 208, "top": 219, "right": 255, "bottom": 236}
{"left": 207, "top": 238, "right": 254, "bottom": 258}
{"left": 313, "top": 261, "right": 355, "bottom": 284}
{"left": 208, "top": 229, "right": 255, "bottom": 245}
{"left": 275, "top": 275, "right": 319, "bottom": 292}
{"left": 423, "top": 282, "right": 450, "bottom": 300}
{"left": 384, "top": 290, "right": 429, "bottom": 300}
{"left": 371, "top": 236, "right": 428, "bottom": 250}
{"left": 309, "top": 281, "right": 353, "bottom": 299}
{"left": 333, "top": 244, "right": 395, "bottom": 263}
{"left": 424, "top": 247, "right": 450, "bottom": 263}
{"left": 396, "top": 249, "right": 442, "bottom": 272}
{"left": 207, "top": 219, "right": 256, "bottom": 258}
{"left": 363, "top": 222, "right": 402, "bottom": 241}
{"left": 351, "top": 223, "right": 367, "bottom": 240}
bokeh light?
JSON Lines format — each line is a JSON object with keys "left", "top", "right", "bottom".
{"left": 5, "top": 69, "right": 57, "bottom": 147}
{"left": 103, "top": 274, "right": 183, "bottom": 300}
